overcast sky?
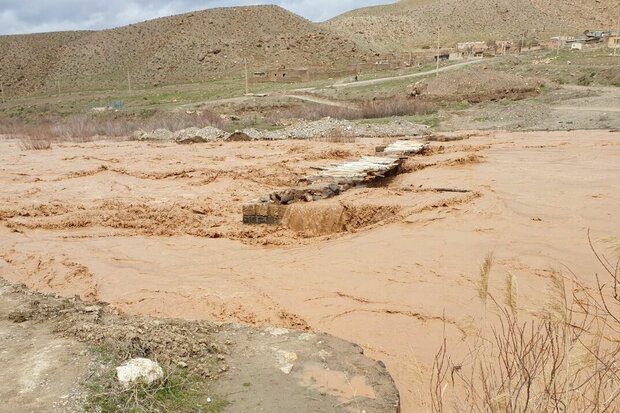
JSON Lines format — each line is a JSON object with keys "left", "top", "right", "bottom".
{"left": 0, "top": 0, "right": 395, "bottom": 35}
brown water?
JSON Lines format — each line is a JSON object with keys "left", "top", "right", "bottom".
{"left": 1, "top": 130, "right": 619, "bottom": 411}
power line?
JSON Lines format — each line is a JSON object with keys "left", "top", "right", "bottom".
{"left": 244, "top": 58, "right": 249, "bottom": 95}
{"left": 436, "top": 26, "right": 440, "bottom": 77}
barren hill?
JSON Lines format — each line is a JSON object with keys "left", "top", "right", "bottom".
{"left": 325, "top": 0, "right": 619, "bottom": 51}
{"left": 0, "top": 5, "right": 366, "bottom": 96}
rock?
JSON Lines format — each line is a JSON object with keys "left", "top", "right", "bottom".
{"left": 116, "top": 358, "right": 164, "bottom": 387}
{"left": 274, "top": 350, "right": 298, "bottom": 374}
{"left": 265, "top": 327, "right": 289, "bottom": 336}
{"left": 174, "top": 126, "right": 227, "bottom": 144}
{"left": 227, "top": 128, "right": 265, "bottom": 141}
{"left": 130, "top": 129, "right": 148, "bottom": 141}
{"left": 149, "top": 129, "right": 174, "bottom": 141}
{"left": 280, "top": 364, "right": 294, "bottom": 374}
{"left": 227, "top": 131, "right": 253, "bottom": 142}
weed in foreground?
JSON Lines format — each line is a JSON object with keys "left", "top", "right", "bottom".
{"left": 431, "top": 235, "right": 620, "bottom": 412}
{"left": 85, "top": 350, "right": 228, "bottom": 413}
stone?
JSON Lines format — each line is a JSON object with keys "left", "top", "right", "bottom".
{"left": 280, "top": 364, "right": 294, "bottom": 374}
{"left": 149, "top": 129, "right": 174, "bottom": 141}
{"left": 174, "top": 126, "right": 227, "bottom": 144}
{"left": 265, "top": 327, "right": 289, "bottom": 336}
{"left": 83, "top": 306, "right": 101, "bottom": 313}
{"left": 116, "top": 358, "right": 164, "bottom": 387}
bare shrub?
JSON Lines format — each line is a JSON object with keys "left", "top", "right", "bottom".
{"left": 359, "top": 97, "right": 435, "bottom": 119}
{"left": 138, "top": 110, "right": 226, "bottom": 132}
{"left": 18, "top": 125, "right": 55, "bottom": 150}
{"left": 3, "top": 110, "right": 227, "bottom": 143}
{"left": 431, "top": 236, "right": 620, "bottom": 412}
{"left": 266, "top": 97, "right": 436, "bottom": 123}
{"left": 19, "top": 136, "right": 53, "bottom": 150}
{"left": 267, "top": 103, "right": 359, "bottom": 122}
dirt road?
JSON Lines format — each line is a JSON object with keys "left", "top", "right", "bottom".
{"left": 1, "top": 129, "right": 618, "bottom": 411}
{"left": 284, "top": 94, "right": 358, "bottom": 109}
{"left": 295, "top": 59, "right": 490, "bottom": 92}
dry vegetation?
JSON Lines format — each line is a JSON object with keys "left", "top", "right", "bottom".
{"left": 1, "top": 110, "right": 226, "bottom": 149}
{"left": 267, "top": 97, "right": 435, "bottom": 123}
{"left": 431, "top": 235, "right": 620, "bottom": 412}
{"left": 0, "top": 5, "right": 366, "bottom": 96}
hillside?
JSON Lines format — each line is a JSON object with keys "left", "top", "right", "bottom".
{"left": 325, "top": 0, "right": 619, "bottom": 51}
{"left": 0, "top": 5, "right": 366, "bottom": 96}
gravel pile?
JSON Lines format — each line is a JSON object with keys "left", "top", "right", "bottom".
{"left": 130, "top": 118, "right": 428, "bottom": 143}
{"left": 173, "top": 126, "right": 228, "bottom": 144}
{"left": 254, "top": 118, "right": 429, "bottom": 140}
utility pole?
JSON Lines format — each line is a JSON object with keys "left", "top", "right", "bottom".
{"left": 127, "top": 71, "right": 132, "bottom": 95}
{"left": 520, "top": 32, "right": 525, "bottom": 53}
{"left": 244, "top": 58, "right": 249, "bottom": 95}
{"left": 556, "top": 29, "right": 562, "bottom": 56}
{"left": 614, "top": 15, "right": 619, "bottom": 57}
{"left": 0, "top": 82, "right": 5, "bottom": 104}
{"left": 436, "top": 26, "right": 440, "bottom": 77}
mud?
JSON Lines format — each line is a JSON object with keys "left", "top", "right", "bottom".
{"left": 1, "top": 129, "right": 619, "bottom": 411}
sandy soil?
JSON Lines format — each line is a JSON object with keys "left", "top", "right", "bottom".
{"left": 1, "top": 130, "right": 619, "bottom": 411}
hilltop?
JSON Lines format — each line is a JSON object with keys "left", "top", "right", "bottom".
{"left": 325, "top": 0, "right": 619, "bottom": 51}
{"left": 1, "top": 1, "right": 618, "bottom": 98}
{"left": 0, "top": 5, "right": 365, "bottom": 96}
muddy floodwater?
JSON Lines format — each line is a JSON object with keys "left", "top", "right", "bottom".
{"left": 1, "top": 130, "right": 619, "bottom": 411}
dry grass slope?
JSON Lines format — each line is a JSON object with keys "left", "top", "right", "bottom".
{"left": 325, "top": 0, "right": 619, "bottom": 51}
{"left": 0, "top": 5, "right": 367, "bottom": 96}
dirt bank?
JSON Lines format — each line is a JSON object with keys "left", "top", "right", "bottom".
{"left": 1, "top": 129, "right": 619, "bottom": 411}
{"left": 0, "top": 278, "right": 399, "bottom": 412}
{"left": 410, "top": 68, "right": 544, "bottom": 103}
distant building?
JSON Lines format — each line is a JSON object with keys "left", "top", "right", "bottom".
{"left": 571, "top": 42, "right": 583, "bottom": 50}
{"left": 457, "top": 41, "right": 488, "bottom": 57}
{"left": 496, "top": 41, "right": 514, "bottom": 54}
{"left": 584, "top": 30, "right": 619, "bottom": 44}
{"left": 608, "top": 35, "right": 620, "bottom": 49}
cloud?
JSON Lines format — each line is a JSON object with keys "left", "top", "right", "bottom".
{"left": 0, "top": 0, "right": 395, "bottom": 35}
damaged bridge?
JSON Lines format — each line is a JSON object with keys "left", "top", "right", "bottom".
{"left": 243, "top": 140, "right": 428, "bottom": 225}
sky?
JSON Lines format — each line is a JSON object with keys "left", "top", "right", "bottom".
{"left": 0, "top": 0, "right": 395, "bottom": 35}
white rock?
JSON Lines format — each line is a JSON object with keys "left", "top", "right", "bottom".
{"left": 265, "top": 327, "right": 289, "bottom": 336}
{"left": 298, "top": 332, "right": 316, "bottom": 341}
{"left": 280, "top": 364, "right": 294, "bottom": 374}
{"left": 116, "top": 358, "right": 164, "bottom": 387}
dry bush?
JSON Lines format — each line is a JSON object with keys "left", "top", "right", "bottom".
{"left": 17, "top": 125, "right": 55, "bottom": 150}
{"left": 267, "top": 97, "right": 436, "bottom": 123}
{"left": 138, "top": 110, "right": 226, "bottom": 132}
{"left": 431, "top": 235, "right": 620, "bottom": 412}
{"left": 267, "top": 103, "right": 357, "bottom": 122}
{"left": 4, "top": 110, "right": 227, "bottom": 144}
{"left": 359, "top": 97, "right": 435, "bottom": 119}
{"left": 18, "top": 135, "right": 53, "bottom": 150}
